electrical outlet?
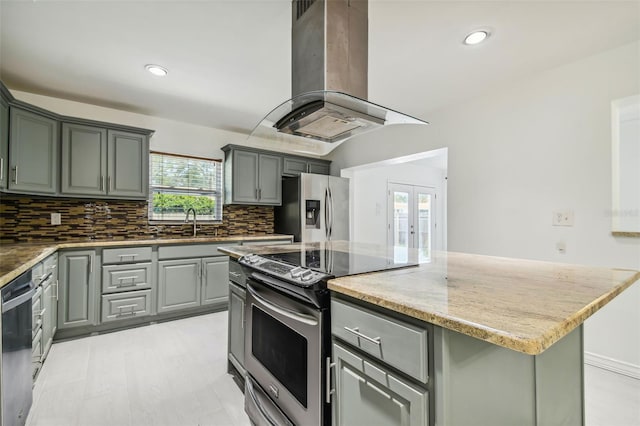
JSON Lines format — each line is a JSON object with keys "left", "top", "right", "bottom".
{"left": 552, "top": 210, "right": 574, "bottom": 226}
{"left": 51, "top": 213, "right": 61, "bottom": 226}
{"left": 556, "top": 241, "right": 566, "bottom": 254}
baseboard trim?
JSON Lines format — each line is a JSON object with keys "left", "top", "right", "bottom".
{"left": 585, "top": 351, "right": 640, "bottom": 379}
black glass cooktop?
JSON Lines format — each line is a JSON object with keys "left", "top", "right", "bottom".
{"left": 263, "top": 248, "right": 417, "bottom": 278}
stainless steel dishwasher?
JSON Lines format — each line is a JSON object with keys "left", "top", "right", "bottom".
{"left": 2, "top": 270, "right": 35, "bottom": 426}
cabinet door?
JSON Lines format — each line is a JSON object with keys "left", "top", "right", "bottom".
{"left": 8, "top": 108, "right": 58, "bottom": 194}
{"left": 0, "top": 97, "right": 8, "bottom": 189}
{"left": 107, "top": 130, "right": 148, "bottom": 198}
{"left": 257, "top": 153, "right": 282, "bottom": 204}
{"left": 332, "top": 343, "right": 429, "bottom": 426}
{"left": 232, "top": 150, "right": 259, "bottom": 203}
{"left": 41, "top": 278, "right": 55, "bottom": 360}
{"left": 61, "top": 123, "right": 107, "bottom": 196}
{"left": 308, "top": 161, "right": 330, "bottom": 175}
{"left": 157, "top": 259, "right": 201, "bottom": 313}
{"left": 202, "top": 256, "right": 229, "bottom": 305}
{"left": 283, "top": 157, "right": 307, "bottom": 176}
{"left": 228, "top": 282, "right": 246, "bottom": 370}
{"left": 58, "top": 250, "right": 97, "bottom": 329}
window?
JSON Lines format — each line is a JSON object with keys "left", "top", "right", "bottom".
{"left": 149, "top": 152, "right": 223, "bottom": 222}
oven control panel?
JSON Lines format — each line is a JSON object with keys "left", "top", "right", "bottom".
{"left": 239, "top": 254, "right": 329, "bottom": 286}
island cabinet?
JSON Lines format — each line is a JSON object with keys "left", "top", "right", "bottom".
{"left": 223, "top": 145, "right": 282, "bottom": 205}
{"left": 331, "top": 298, "right": 431, "bottom": 426}
{"left": 101, "top": 246, "right": 153, "bottom": 322}
{"left": 330, "top": 294, "right": 585, "bottom": 426}
{"left": 0, "top": 95, "right": 8, "bottom": 189}
{"left": 8, "top": 107, "right": 58, "bottom": 195}
{"left": 61, "top": 124, "right": 149, "bottom": 199}
{"left": 58, "top": 250, "right": 97, "bottom": 330}
{"left": 157, "top": 244, "right": 229, "bottom": 314}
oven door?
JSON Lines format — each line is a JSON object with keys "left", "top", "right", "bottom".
{"left": 245, "top": 276, "right": 324, "bottom": 426}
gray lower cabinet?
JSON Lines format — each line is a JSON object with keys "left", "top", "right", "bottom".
{"left": 101, "top": 290, "right": 152, "bottom": 322}
{"left": 228, "top": 281, "right": 246, "bottom": 374}
{"left": 8, "top": 107, "right": 58, "bottom": 194}
{"left": 157, "top": 255, "right": 229, "bottom": 314}
{"left": 332, "top": 342, "right": 429, "bottom": 426}
{"left": 0, "top": 96, "right": 9, "bottom": 189}
{"left": 202, "top": 256, "right": 230, "bottom": 305}
{"left": 58, "top": 250, "right": 97, "bottom": 329}
{"left": 41, "top": 273, "right": 58, "bottom": 360}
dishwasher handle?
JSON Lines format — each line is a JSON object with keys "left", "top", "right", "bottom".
{"left": 2, "top": 284, "right": 36, "bottom": 313}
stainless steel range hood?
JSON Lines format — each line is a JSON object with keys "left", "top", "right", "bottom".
{"left": 247, "top": 0, "right": 428, "bottom": 153}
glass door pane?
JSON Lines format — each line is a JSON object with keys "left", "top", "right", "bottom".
{"left": 389, "top": 184, "right": 413, "bottom": 263}
{"left": 417, "top": 192, "right": 432, "bottom": 262}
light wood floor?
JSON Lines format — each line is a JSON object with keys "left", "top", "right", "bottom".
{"left": 27, "top": 311, "right": 640, "bottom": 426}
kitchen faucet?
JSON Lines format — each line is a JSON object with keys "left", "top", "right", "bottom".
{"left": 185, "top": 208, "right": 197, "bottom": 237}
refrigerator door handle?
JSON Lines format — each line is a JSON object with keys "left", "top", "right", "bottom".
{"left": 328, "top": 187, "right": 333, "bottom": 239}
{"left": 324, "top": 188, "right": 330, "bottom": 240}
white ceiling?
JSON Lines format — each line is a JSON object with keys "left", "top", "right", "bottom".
{"left": 1, "top": 0, "right": 639, "bottom": 136}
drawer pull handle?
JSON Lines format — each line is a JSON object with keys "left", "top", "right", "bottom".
{"left": 116, "top": 304, "right": 137, "bottom": 317}
{"left": 344, "top": 326, "right": 381, "bottom": 345}
{"left": 117, "top": 276, "right": 138, "bottom": 281}
{"left": 326, "top": 357, "right": 336, "bottom": 403}
{"left": 229, "top": 272, "right": 241, "bottom": 278}
{"left": 118, "top": 254, "right": 138, "bottom": 258}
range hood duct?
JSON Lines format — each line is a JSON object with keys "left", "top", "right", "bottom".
{"left": 250, "top": 0, "right": 428, "bottom": 149}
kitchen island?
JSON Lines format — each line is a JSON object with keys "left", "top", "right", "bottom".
{"left": 220, "top": 241, "right": 640, "bottom": 426}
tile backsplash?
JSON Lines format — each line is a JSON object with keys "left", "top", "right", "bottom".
{"left": 0, "top": 196, "right": 274, "bottom": 243}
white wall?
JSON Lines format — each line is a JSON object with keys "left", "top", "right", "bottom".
{"left": 329, "top": 41, "right": 640, "bottom": 373}
{"left": 345, "top": 161, "right": 446, "bottom": 251}
{"left": 11, "top": 90, "right": 248, "bottom": 159}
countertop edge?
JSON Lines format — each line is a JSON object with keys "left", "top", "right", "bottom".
{"left": 0, "top": 234, "right": 292, "bottom": 287}
{"left": 328, "top": 269, "right": 640, "bottom": 355}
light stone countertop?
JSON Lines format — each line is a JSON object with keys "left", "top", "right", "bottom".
{"left": 0, "top": 234, "right": 292, "bottom": 288}
{"left": 219, "top": 241, "right": 640, "bottom": 355}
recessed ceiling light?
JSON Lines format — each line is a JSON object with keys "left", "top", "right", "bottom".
{"left": 463, "top": 30, "right": 490, "bottom": 46}
{"left": 145, "top": 64, "right": 168, "bottom": 77}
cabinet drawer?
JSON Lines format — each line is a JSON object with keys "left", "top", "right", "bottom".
{"left": 43, "top": 253, "right": 58, "bottom": 275}
{"left": 331, "top": 299, "right": 429, "bottom": 383}
{"left": 102, "top": 263, "right": 152, "bottom": 293}
{"left": 101, "top": 290, "right": 152, "bottom": 323}
{"left": 158, "top": 244, "right": 220, "bottom": 260}
{"left": 229, "top": 259, "right": 246, "bottom": 286}
{"left": 103, "top": 246, "right": 152, "bottom": 264}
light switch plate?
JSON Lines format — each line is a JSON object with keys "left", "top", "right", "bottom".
{"left": 51, "top": 213, "right": 61, "bottom": 226}
{"left": 552, "top": 210, "right": 574, "bottom": 226}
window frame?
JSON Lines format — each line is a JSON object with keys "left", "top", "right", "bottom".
{"left": 148, "top": 151, "right": 223, "bottom": 224}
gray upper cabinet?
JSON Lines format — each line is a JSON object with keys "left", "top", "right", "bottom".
{"left": 223, "top": 145, "right": 282, "bottom": 205}
{"left": 107, "top": 130, "right": 148, "bottom": 198}
{"left": 257, "top": 153, "right": 282, "bottom": 204}
{"left": 58, "top": 250, "right": 97, "bottom": 329}
{"left": 61, "top": 123, "right": 107, "bottom": 196}
{"left": 60, "top": 125, "right": 148, "bottom": 199}
{"left": 8, "top": 107, "right": 58, "bottom": 194}
{"left": 282, "top": 156, "right": 331, "bottom": 176}
{"left": 0, "top": 96, "right": 8, "bottom": 189}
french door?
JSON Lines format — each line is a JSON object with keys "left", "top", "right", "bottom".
{"left": 387, "top": 183, "right": 437, "bottom": 263}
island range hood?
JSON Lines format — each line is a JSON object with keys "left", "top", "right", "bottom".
{"left": 249, "top": 0, "right": 428, "bottom": 151}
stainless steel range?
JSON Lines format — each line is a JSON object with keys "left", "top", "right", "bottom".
{"left": 239, "top": 248, "right": 416, "bottom": 426}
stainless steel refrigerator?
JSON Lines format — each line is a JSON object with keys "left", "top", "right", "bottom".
{"left": 275, "top": 173, "right": 349, "bottom": 242}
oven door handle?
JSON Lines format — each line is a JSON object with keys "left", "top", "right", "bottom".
{"left": 247, "top": 282, "right": 318, "bottom": 326}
